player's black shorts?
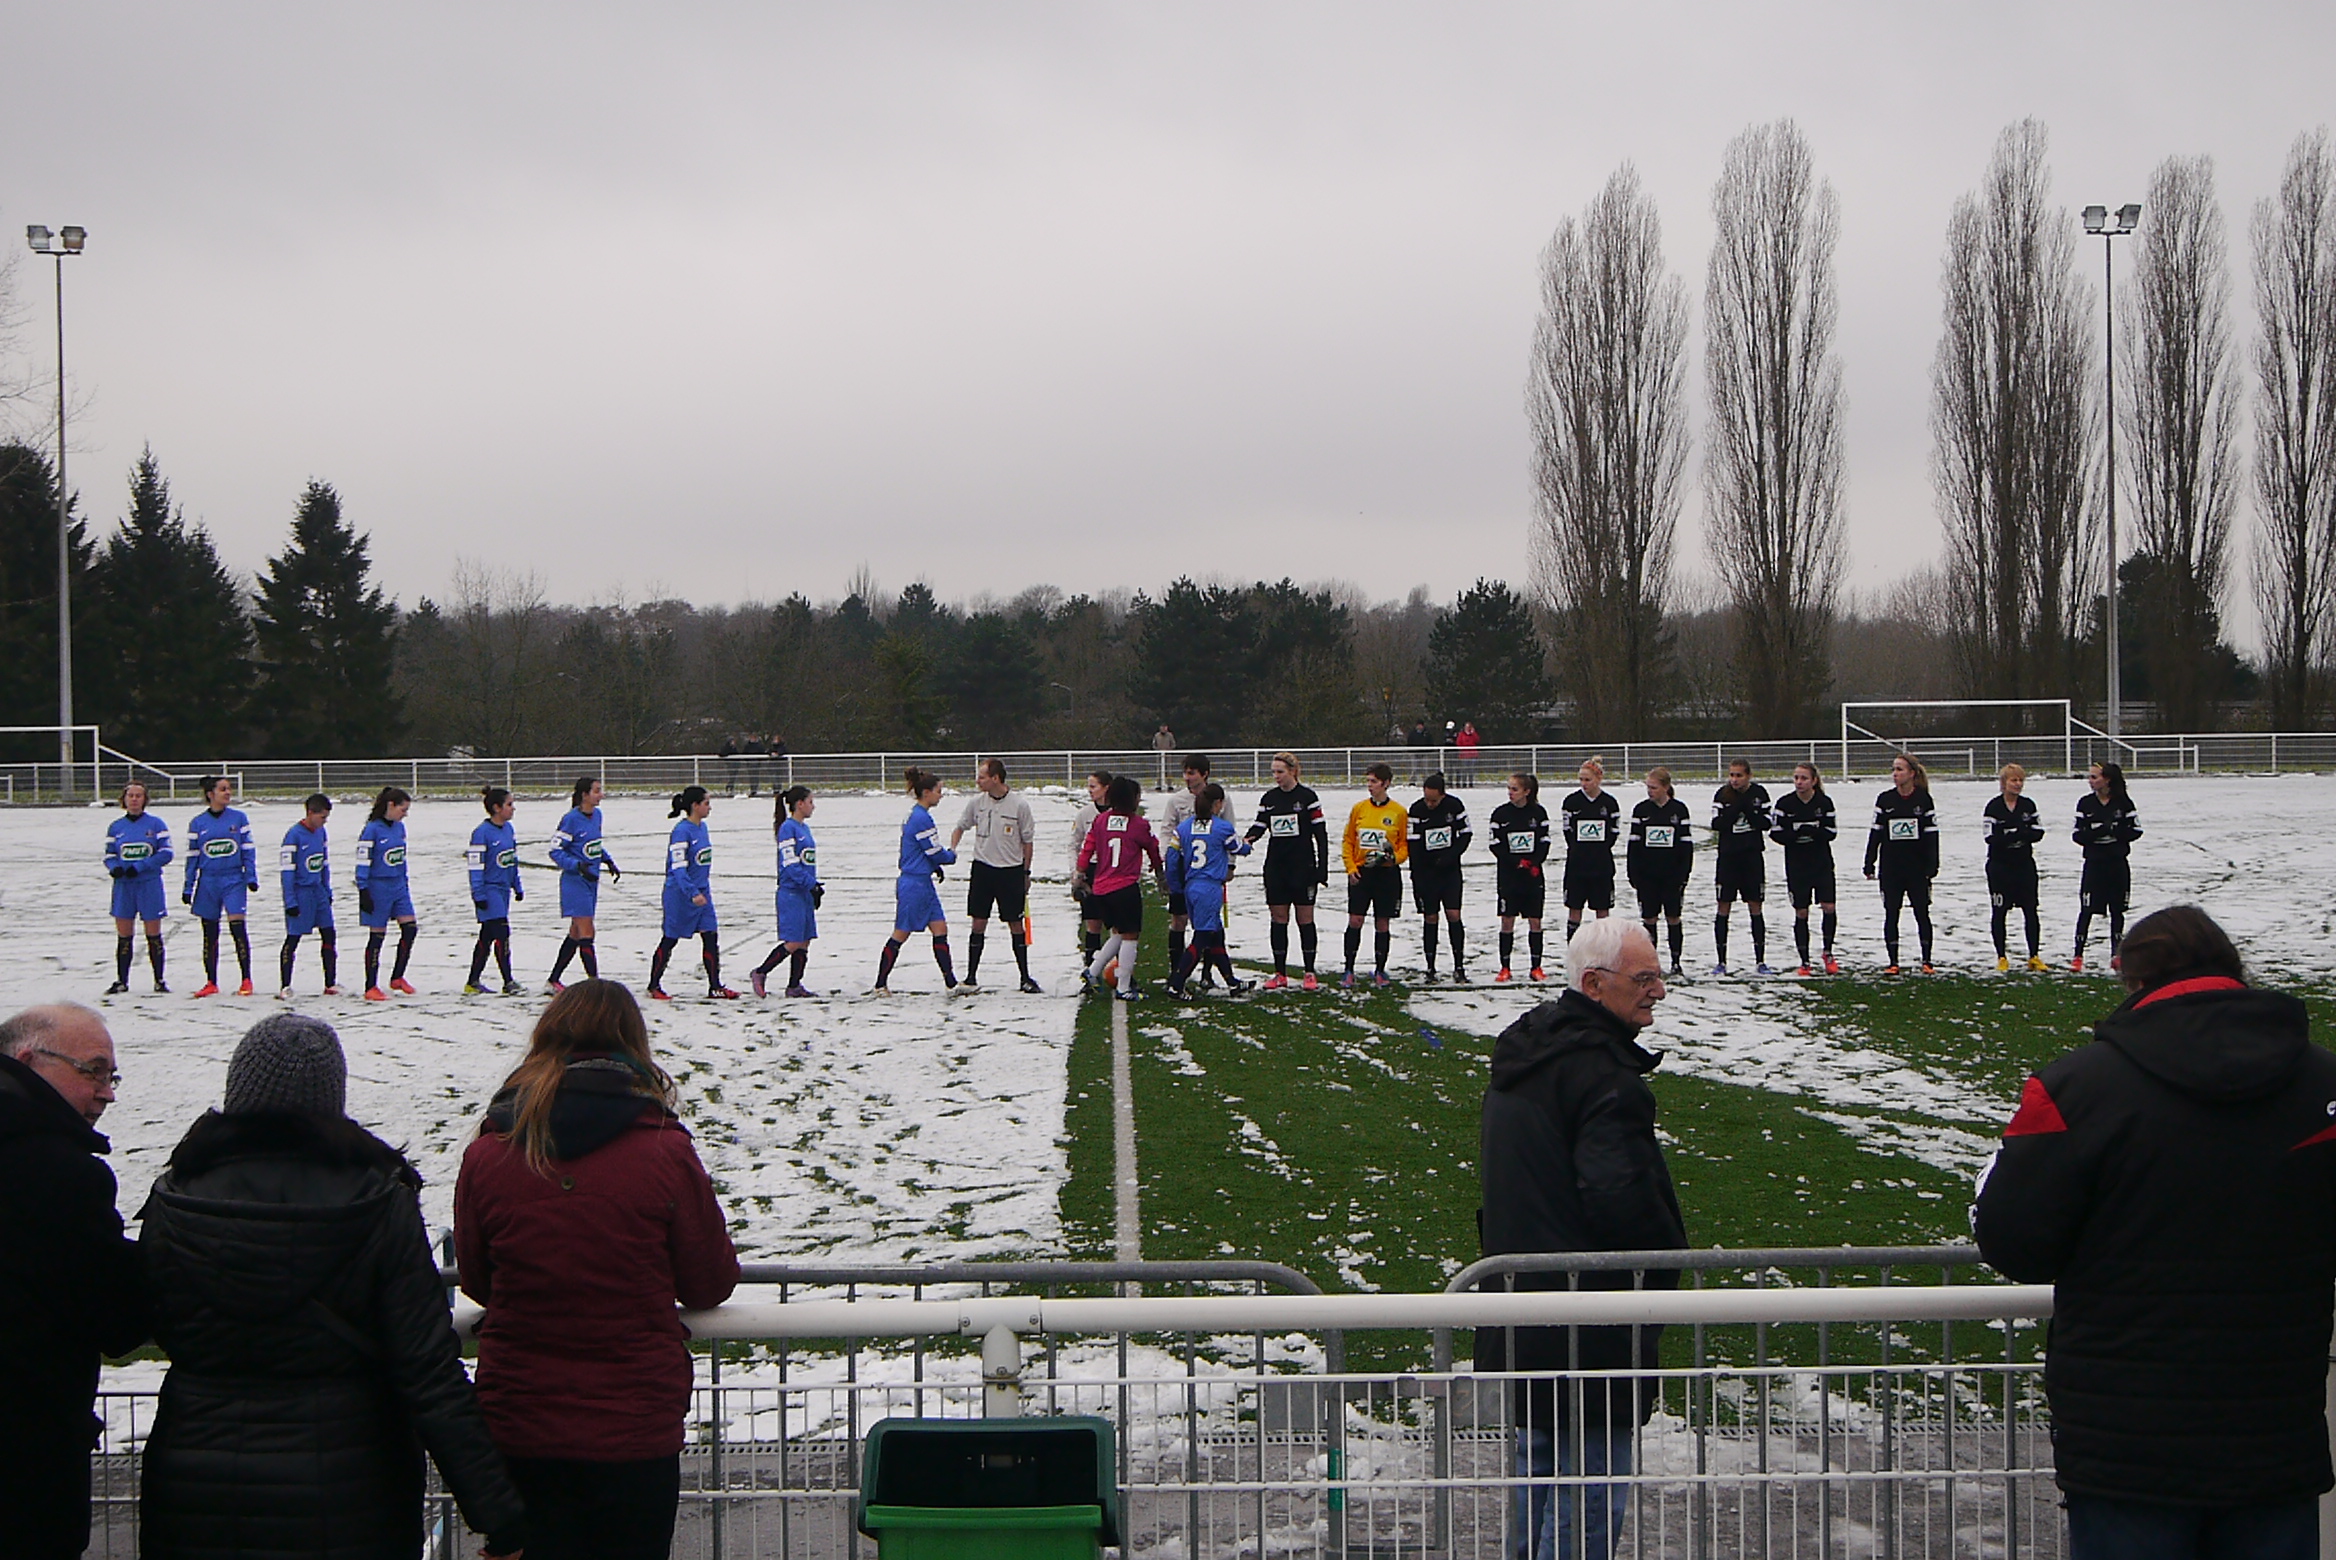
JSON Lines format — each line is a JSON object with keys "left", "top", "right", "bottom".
{"left": 1410, "top": 862, "right": 1463, "bottom": 915}
{"left": 1783, "top": 853, "right": 1837, "bottom": 910}
{"left": 1714, "top": 852, "right": 1766, "bottom": 905}
{"left": 1497, "top": 866, "right": 1547, "bottom": 920}
{"left": 2079, "top": 853, "right": 2130, "bottom": 914}
{"left": 1166, "top": 890, "right": 1189, "bottom": 917}
{"left": 1263, "top": 852, "right": 1320, "bottom": 908}
{"left": 1093, "top": 884, "right": 1143, "bottom": 937}
{"left": 1986, "top": 854, "right": 2038, "bottom": 910}
{"left": 1877, "top": 865, "right": 1932, "bottom": 911}
{"left": 968, "top": 861, "right": 1029, "bottom": 922}
{"left": 1632, "top": 871, "right": 1687, "bottom": 922}
{"left": 1562, "top": 857, "right": 1615, "bottom": 913}
{"left": 1347, "top": 863, "right": 1403, "bottom": 921}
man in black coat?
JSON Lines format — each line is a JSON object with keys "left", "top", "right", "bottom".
{"left": 1976, "top": 906, "right": 2336, "bottom": 1560}
{"left": 0, "top": 1003, "right": 148, "bottom": 1560}
{"left": 1478, "top": 915, "right": 1686, "bottom": 1560}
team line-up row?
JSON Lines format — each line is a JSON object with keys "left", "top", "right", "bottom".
{"left": 85, "top": 750, "right": 2144, "bottom": 1002}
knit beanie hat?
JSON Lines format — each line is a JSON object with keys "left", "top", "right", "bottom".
{"left": 223, "top": 1013, "right": 347, "bottom": 1118}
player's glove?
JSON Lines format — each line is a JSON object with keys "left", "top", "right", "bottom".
{"left": 285, "top": 904, "right": 300, "bottom": 917}
{"left": 1526, "top": 861, "right": 1542, "bottom": 878}
{"left": 608, "top": 865, "right": 621, "bottom": 882}
{"left": 181, "top": 890, "right": 193, "bottom": 905}
{"left": 245, "top": 880, "right": 259, "bottom": 892}
{"left": 582, "top": 864, "right": 599, "bottom": 882}
{"left": 1071, "top": 872, "right": 1089, "bottom": 898}
{"left": 358, "top": 889, "right": 375, "bottom": 915}
{"left": 109, "top": 866, "right": 131, "bottom": 879}
{"left": 474, "top": 898, "right": 489, "bottom": 915}
{"left": 513, "top": 883, "right": 524, "bottom": 901}
{"left": 812, "top": 884, "right": 825, "bottom": 907}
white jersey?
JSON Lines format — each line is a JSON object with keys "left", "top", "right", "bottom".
{"left": 1157, "top": 786, "right": 1200, "bottom": 845}
{"left": 956, "top": 790, "right": 1037, "bottom": 870}
{"left": 1068, "top": 797, "right": 1102, "bottom": 875}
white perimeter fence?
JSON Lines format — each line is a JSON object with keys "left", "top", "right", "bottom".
{"left": 17, "top": 732, "right": 2336, "bottom": 806}
{"left": 77, "top": 1247, "right": 2143, "bottom": 1560}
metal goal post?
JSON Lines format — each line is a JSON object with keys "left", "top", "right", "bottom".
{"left": 1840, "top": 699, "right": 2078, "bottom": 778}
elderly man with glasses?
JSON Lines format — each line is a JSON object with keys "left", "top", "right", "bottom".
{"left": 0, "top": 1003, "right": 148, "bottom": 1560}
{"left": 1476, "top": 916, "right": 1687, "bottom": 1559}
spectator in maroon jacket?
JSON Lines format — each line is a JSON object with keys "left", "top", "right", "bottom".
{"left": 455, "top": 980, "right": 740, "bottom": 1560}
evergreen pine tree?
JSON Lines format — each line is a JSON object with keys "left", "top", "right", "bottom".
{"left": 251, "top": 480, "right": 400, "bottom": 757}
{"left": 1129, "top": 579, "right": 1255, "bottom": 745}
{"left": 0, "top": 442, "right": 98, "bottom": 757}
{"left": 88, "top": 447, "right": 253, "bottom": 756}
{"left": 1424, "top": 579, "right": 1553, "bottom": 742}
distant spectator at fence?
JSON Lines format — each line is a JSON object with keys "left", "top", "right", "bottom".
{"left": 138, "top": 1013, "right": 525, "bottom": 1560}
{"left": 1477, "top": 916, "right": 1685, "bottom": 1559}
{"left": 0, "top": 1004, "right": 146, "bottom": 1560}
{"left": 718, "top": 735, "right": 740, "bottom": 796}
{"left": 457, "top": 980, "right": 741, "bottom": 1560}
{"left": 1975, "top": 905, "right": 2336, "bottom": 1560}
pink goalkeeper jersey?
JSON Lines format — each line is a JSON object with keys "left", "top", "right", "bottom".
{"left": 1078, "top": 811, "right": 1162, "bottom": 896}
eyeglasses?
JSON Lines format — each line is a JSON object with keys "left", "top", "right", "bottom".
{"left": 26, "top": 1047, "right": 121, "bottom": 1087}
{"left": 1587, "top": 966, "right": 1665, "bottom": 991}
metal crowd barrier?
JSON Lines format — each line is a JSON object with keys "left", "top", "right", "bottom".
{"left": 86, "top": 1249, "right": 2069, "bottom": 1558}
{"left": 13, "top": 731, "right": 2336, "bottom": 807}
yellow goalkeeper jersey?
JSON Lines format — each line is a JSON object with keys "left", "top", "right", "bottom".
{"left": 1342, "top": 797, "right": 1410, "bottom": 875}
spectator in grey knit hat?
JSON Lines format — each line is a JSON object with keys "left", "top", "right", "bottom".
{"left": 221, "top": 1011, "right": 347, "bottom": 1117}
{"left": 139, "top": 1012, "right": 528, "bottom": 1558}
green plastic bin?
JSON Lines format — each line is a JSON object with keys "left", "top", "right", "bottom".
{"left": 856, "top": 1416, "right": 1120, "bottom": 1559}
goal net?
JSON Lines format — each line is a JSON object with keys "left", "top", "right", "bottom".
{"left": 1839, "top": 699, "right": 2081, "bottom": 779}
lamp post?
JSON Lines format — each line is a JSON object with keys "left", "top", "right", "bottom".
{"left": 2082, "top": 202, "right": 2140, "bottom": 741}
{"left": 25, "top": 224, "right": 86, "bottom": 795}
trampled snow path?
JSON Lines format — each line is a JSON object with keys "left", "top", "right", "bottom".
{"left": 2, "top": 789, "right": 1098, "bottom": 1260}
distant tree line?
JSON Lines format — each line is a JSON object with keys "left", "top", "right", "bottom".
{"left": 1532, "top": 117, "right": 2336, "bottom": 736}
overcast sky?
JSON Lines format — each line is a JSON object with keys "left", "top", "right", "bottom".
{"left": 5, "top": 2, "right": 2331, "bottom": 623}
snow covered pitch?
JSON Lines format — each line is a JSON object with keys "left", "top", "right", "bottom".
{"left": 8, "top": 772, "right": 2329, "bottom": 1276}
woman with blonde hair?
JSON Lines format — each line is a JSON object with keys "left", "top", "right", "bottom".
{"left": 455, "top": 980, "right": 740, "bottom": 1560}
{"left": 1558, "top": 755, "right": 1621, "bottom": 941}
{"left": 1983, "top": 763, "right": 2047, "bottom": 971}
{"left": 1863, "top": 753, "right": 1940, "bottom": 974}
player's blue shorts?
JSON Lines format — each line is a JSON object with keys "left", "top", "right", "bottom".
{"left": 474, "top": 886, "right": 517, "bottom": 922}
{"left": 110, "top": 874, "right": 167, "bottom": 923}
{"left": 361, "top": 885, "right": 416, "bottom": 930}
{"left": 895, "top": 874, "right": 945, "bottom": 934}
{"left": 285, "top": 887, "right": 335, "bottom": 936}
{"left": 560, "top": 871, "right": 600, "bottom": 919}
{"left": 189, "top": 876, "right": 249, "bottom": 921}
{"left": 777, "top": 888, "right": 818, "bottom": 945}
{"left": 1184, "top": 880, "right": 1227, "bottom": 935}
{"left": 663, "top": 883, "right": 718, "bottom": 939}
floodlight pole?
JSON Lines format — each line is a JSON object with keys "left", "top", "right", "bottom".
{"left": 27, "top": 225, "right": 85, "bottom": 795}
{"left": 2090, "top": 204, "right": 2138, "bottom": 743}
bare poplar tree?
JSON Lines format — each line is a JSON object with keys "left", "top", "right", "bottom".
{"left": 1703, "top": 119, "right": 1846, "bottom": 736}
{"left": 2252, "top": 128, "right": 2336, "bottom": 729}
{"left": 1527, "top": 164, "right": 1689, "bottom": 740}
{"left": 1930, "top": 119, "right": 2099, "bottom": 715}
{"left": 2120, "top": 155, "right": 2241, "bottom": 731}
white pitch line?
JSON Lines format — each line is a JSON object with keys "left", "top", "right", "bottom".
{"left": 1111, "top": 991, "right": 1141, "bottom": 1264}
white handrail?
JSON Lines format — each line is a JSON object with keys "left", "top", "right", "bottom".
{"left": 449, "top": 1283, "right": 2053, "bottom": 1343}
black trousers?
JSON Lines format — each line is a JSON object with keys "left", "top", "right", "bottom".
{"left": 1, "top": 1415, "right": 94, "bottom": 1560}
{"left": 505, "top": 1454, "right": 681, "bottom": 1560}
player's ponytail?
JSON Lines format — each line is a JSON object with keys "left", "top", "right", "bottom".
{"left": 481, "top": 785, "right": 512, "bottom": 815}
{"left": 371, "top": 785, "right": 411, "bottom": 823}
{"left": 1580, "top": 754, "right": 1606, "bottom": 782}
{"left": 1511, "top": 771, "right": 1540, "bottom": 804}
{"left": 1196, "top": 782, "right": 1225, "bottom": 821}
{"left": 1894, "top": 753, "right": 1929, "bottom": 791}
{"left": 904, "top": 767, "right": 940, "bottom": 799}
{"left": 571, "top": 775, "right": 599, "bottom": 809}
{"left": 2100, "top": 761, "right": 2130, "bottom": 808}
{"left": 1646, "top": 766, "right": 1673, "bottom": 798}
{"left": 1793, "top": 762, "right": 1824, "bottom": 796}
{"left": 1105, "top": 774, "right": 1142, "bottom": 814}
{"left": 775, "top": 784, "right": 811, "bottom": 834}
{"left": 199, "top": 775, "right": 228, "bottom": 803}
{"left": 669, "top": 785, "right": 709, "bottom": 819}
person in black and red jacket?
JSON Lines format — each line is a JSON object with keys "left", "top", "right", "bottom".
{"left": 1974, "top": 906, "right": 2336, "bottom": 1559}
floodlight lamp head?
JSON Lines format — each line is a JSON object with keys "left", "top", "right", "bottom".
{"left": 2083, "top": 205, "right": 2108, "bottom": 233}
{"left": 59, "top": 226, "right": 86, "bottom": 252}
{"left": 26, "top": 225, "right": 52, "bottom": 252}
{"left": 2117, "top": 203, "right": 2143, "bottom": 232}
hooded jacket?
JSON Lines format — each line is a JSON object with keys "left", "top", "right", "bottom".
{"left": 1476, "top": 990, "right": 1687, "bottom": 1428}
{"left": 0, "top": 1052, "right": 148, "bottom": 1556}
{"left": 1974, "top": 977, "right": 2336, "bottom": 1506}
{"left": 138, "top": 1110, "right": 525, "bottom": 1560}
{"left": 455, "top": 1057, "right": 740, "bottom": 1462}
